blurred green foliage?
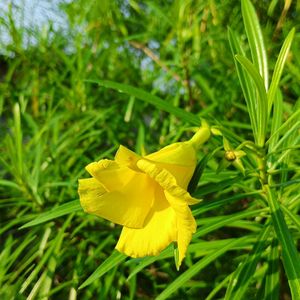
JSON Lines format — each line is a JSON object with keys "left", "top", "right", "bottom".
{"left": 0, "top": 0, "right": 299, "bottom": 299}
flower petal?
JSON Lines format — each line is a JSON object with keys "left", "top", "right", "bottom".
{"left": 115, "top": 187, "right": 177, "bottom": 257}
{"left": 136, "top": 159, "right": 197, "bottom": 266}
{"left": 154, "top": 163, "right": 195, "bottom": 189}
{"left": 78, "top": 178, "right": 106, "bottom": 212}
{"left": 145, "top": 142, "right": 197, "bottom": 188}
{"left": 136, "top": 159, "right": 200, "bottom": 205}
{"left": 145, "top": 142, "right": 196, "bottom": 166}
{"left": 78, "top": 175, "right": 154, "bottom": 229}
{"left": 115, "top": 145, "right": 140, "bottom": 170}
{"left": 165, "top": 190, "right": 196, "bottom": 266}
{"left": 85, "top": 159, "right": 136, "bottom": 192}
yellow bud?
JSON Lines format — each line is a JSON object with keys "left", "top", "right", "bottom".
{"left": 225, "top": 150, "right": 236, "bottom": 161}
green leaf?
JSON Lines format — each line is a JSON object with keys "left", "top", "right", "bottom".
{"left": 269, "top": 119, "right": 300, "bottom": 152}
{"left": 20, "top": 200, "right": 82, "bottom": 229}
{"left": 0, "top": 234, "right": 36, "bottom": 282}
{"left": 266, "top": 108, "right": 300, "bottom": 147}
{"left": 268, "top": 91, "right": 283, "bottom": 153}
{"left": 188, "top": 156, "right": 210, "bottom": 195}
{"left": 188, "top": 146, "right": 222, "bottom": 194}
{"left": 224, "top": 225, "right": 271, "bottom": 299}
{"left": 85, "top": 79, "right": 200, "bottom": 125}
{"left": 268, "top": 28, "right": 295, "bottom": 113}
{"left": 235, "top": 55, "right": 268, "bottom": 146}
{"left": 20, "top": 215, "right": 72, "bottom": 294}
{"left": 0, "top": 179, "right": 21, "bottom": 190}
{"left": 38, "top": 229, "right": 65, "bottom": 299}
{"left": 126, "top": 247, "right": 172, "bottom": 281}
{"left": 156, "top": 237, "right": 249, "bottom": 300}
{"left": 192, "top": 191, "right": 262, "bottom": 216}
{"left": 193, "top": 208, "right": 268, "bottom": 239}
{"left": 127, "top": 238, "right": 255, "bottom": 281}
{"left": 206, "top": 272, "right": 232, "bottom": 300}
{"left": 241, "top": 0, "right": 268, "bottom": 89}
{"left": 265, "top": 239, "right": 279, "bottom": 300}
{"left": 79, "top": 251, "right": 127, "bottom": 289}
{"left": 0, "top": 236, "right": 14, "bottom": 286}
{"left": 265, "top": 186, "right": 300, "bottom": 298}
{"left": 281, "top": 204, "right": 300, "bottom": 233}
{"left": 13, "top": 103, "right": 24, "bottom": 177}
{"left": 227, "top": 27, "right": 258, "bottom": 142}
{"left": 193, "top": 176, "right": 243, "bottom": 197}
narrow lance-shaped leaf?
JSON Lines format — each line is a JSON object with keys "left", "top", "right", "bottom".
{"left": 193, "top": 208, "right": 268, "bottom": 239}
{"left": 241, "top": 0, "right": 268, "bottom": 89}
{"left": 266, "top": 108, "right": 300, "bottom": 146}
{"left": 206, "top": 272, "right": 232, "bottom": 300}
{"left": 268, "top": 28, "right": 295, "bottom": 113}
{"left": 265, "top": 185, "right": 300, "bottom": 298}
{"left": 85, "top": 79, "right": 201, "bottom": 125}
{"left": 127, "top": 238, "right": 256, "bottom": 281}
{"left": 20, "top": 215, "right": 73, "bottom": 294}
{"left": 281, "top": 204, "right": 300, "bottom": 233}
{"left": 270, "top": 120, "right": 300, "bottom": 153}
{"left": 224, "top": 224, "right": 271, "bottom": 299}
{"left": 235, "top": 55, "right": 268, "bottom": 147}
{"left": 227, "top": 27, "right": 258, "bottom": 144}
{"left": 20, "top": 200, "right": 82, "bottom": 229}
{"left": 265, "top": 238, "right": 280, "bottom": 300}
{"left": 79, "top": 251, "right": 127, "bottom": 289}
{"left": 13, "top": 103, "right": 23, "bottom": 176}
{"left": 192, "top": 191, "right": 262, "bottom": 216}
{"left": 188, "top": 146, "right": 222, "bottom": 194}
{"left": 268, "top": 91, "right": 283, "bottom": 153}
{"left": 156, "top": 237, "right": 250, "bottom": 300}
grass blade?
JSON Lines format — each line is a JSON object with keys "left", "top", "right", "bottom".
{"left": 127, "top": 238, "right": 255, "bottom": 281}
{"left": 156, "top": 237, "right": 249, "bottom": 300}
{"left": 193, "top": 208, "right": 268, "bottom": 239}
{"left": 126, "top": 247, "right": 172, "bottom": 281}
{"left": 193, "top": 176, "right": 243, "bottom": 197}
{"left": 192, "top": 192, "right": 262, "bottom": 216}
{"left": 20, "top": 215, "right": 73, "bottom": 294}
{"left": 79, "top": 251, "right": 127, "bottom": 289}
{"left": 20, "top": 200, "right": 82, "bottom": 229}
{"left": 85, "top": 79, "right": 200, "bottom": 125}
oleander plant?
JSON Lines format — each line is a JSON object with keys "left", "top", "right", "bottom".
{"left": 0, "top": 0, "right": 300, "bottom": 299}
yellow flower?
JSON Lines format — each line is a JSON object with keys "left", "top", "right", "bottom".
{"left": 78, "top": 126, "right": 210, "bottom": 266}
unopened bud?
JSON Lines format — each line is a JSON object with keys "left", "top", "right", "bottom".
{"left": 225, "top": 150, "right": 236, "bottom": 161}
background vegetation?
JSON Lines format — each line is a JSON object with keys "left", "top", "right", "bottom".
{"left": 0, "top": 0, "right": 299, "bottom": 299}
